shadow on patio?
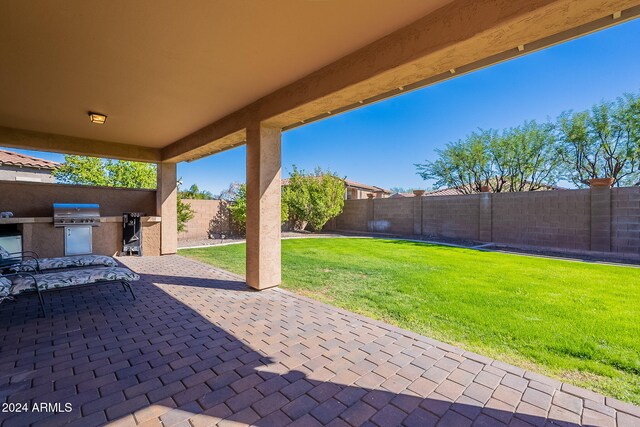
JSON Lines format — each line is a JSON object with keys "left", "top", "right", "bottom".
{"left": 0, "top": 255, "right": 634, "bottom": 426}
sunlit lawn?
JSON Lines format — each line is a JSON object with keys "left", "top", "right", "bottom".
{"left": 180, "top": 238, "right": 640, "bottom": 403}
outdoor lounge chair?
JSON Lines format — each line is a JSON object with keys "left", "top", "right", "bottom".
{"left": 1, "top": 266, "right": 139, "bottom": 317}
{"left": 0, "top": 245, "right": 117, "bottom": 272}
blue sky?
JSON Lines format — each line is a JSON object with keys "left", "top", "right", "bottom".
{"left": 6, "top": 18, "right": 640, "bottom": 193}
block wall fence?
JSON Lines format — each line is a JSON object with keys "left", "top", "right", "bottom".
{"left": 326, "top": 187, "right": 640, "bottom": 258}
{"left": 178, "top": 199, "right": 233, "bottom": 242}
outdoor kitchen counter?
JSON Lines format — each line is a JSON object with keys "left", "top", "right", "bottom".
{"left": 0, "top": 216, "right": 161, "bottom": 224}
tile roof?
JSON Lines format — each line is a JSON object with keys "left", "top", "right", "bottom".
{"left": 389, "top": 192, "right": 416, "bottom": 198}
{"left": 281, "top": 177, "right": 391, "bottom": 194}
{"left": 343, "top": 179, "right": 391, "bottom": 194}
{"left": 424, "top": 187, "right": 466, "bottom": 196}
{"left": 0, "top": 149, "right": 59, "bottom": 170}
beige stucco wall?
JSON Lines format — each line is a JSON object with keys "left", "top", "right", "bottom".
{"left": 0, "top": 180, "right": 156, "bottom": 217}
{"left": 17, "top": 218, "right": 161, "bottom": 258}
{"left": 0, "top": 181, "right": 161, "bottom": 257}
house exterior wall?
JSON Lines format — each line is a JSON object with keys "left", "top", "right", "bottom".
{"left": 327, "top": 187, "right": 640, "bottom": 258}
{"left": 0, "top": 165, "right": 55, "bottom": 183}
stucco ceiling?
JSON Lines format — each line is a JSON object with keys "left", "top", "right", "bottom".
{"left": 0, "top": 0, "right": 452, "bottom": 148}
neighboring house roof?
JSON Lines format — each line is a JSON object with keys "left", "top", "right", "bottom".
{"left": 424, "top": 187, "right": 466, "bottom": 197}
{"left": 417, "top": 183, "right": 565, "bottom": 197}
{"left": 343, "top": 179, "right": 391, "bottom": 194}
{"left": 281, "top": 177, "right": 391, "bottom": 194}
{"left": 389, "top": 192, "right": 416, "bottom": 198}
{"left": 0, "top": 149, "right": 59, "bottom": 170}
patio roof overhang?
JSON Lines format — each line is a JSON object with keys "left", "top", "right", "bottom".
{"left": 0, "top": 0, "right": 638, "bottom": 163}
{"left": 1, "top": 0, "right": 638, "bottom": 289}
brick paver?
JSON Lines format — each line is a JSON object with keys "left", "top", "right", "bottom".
{"left": 0, "top": 255, "right": 638, "bottom": 426}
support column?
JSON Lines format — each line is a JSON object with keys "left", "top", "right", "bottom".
{"left": 157, "top": 162, "right": 177, "bottom": 255}
{"left": 246, "top": 123, "right": 281, "bottom": 290}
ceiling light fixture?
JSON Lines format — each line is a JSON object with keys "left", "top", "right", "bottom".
{"left": 88, "top": 112, "right": 107, "bottom": 124}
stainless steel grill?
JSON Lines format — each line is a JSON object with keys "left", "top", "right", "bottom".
{"left": 53, "top": 203, "right": 101, "bottom": 227}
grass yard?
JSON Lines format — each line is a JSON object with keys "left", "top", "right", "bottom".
{"left": 180, "top": 238, "right": 640, "bottom": 404}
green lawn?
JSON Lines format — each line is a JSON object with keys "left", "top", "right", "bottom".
{"left": 180, "top": 238, "right": 640, "bottom": 403}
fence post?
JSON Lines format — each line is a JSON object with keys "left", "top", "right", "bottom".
{"left": 479, "top": 189, "right": 492, "bottom": 242}
{"left": 367, "top": 193, "right": 375, "bottom": 232}
{"left": 590, "top": 178, "right": 613, "bottom": 252}
{"left": 413, "top": 190, "right": 425, "bottom": 237}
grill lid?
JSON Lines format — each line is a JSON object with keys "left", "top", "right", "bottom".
{"left": 53, "top": 203, "right": 101, "bottom": 227}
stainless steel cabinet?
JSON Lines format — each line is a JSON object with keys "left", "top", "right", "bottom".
{"left": 64, "top": 226, "right": 92, "bottom": 256}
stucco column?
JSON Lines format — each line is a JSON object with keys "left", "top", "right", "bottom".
{"left": 246, "top": 123, "right": 281, "bottom": 290}
{"left": 156, "top": 162, "right": 177, "bottom": 255}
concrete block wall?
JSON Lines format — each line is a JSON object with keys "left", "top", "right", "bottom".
{"left": 611, "top": 187, "right": 640, "bottom": 254}
{"left": 178, "top": 199, "right": 233, "bottom": 241}
{"left": 422, "top": 195, "right": 481, "bottom": 240}
{"left": 370, "top": 197, "right": 414, "bottom": 234}
{"left": 334, "top": 199, "right": 369, "bottom": 232}
{"left": 328, "top": 187, "right": 640, "bottom": 257}
{"left": 492, "top": 190, "right": 591, "bottom": 251}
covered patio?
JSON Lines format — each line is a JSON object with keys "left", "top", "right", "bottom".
{"left": 1, "top": 0, "right": 640, "bottom": 425}
{"left": 2, "top": 255, "right": 638, "bottom": 426}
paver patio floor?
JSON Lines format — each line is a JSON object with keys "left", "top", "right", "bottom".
{"left": 1, "top": 255, "right": 639, "bottom": 427}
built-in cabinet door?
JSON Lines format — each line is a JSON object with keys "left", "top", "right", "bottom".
{"left": 65, "top": 226, "right": 92, "bottom": 256}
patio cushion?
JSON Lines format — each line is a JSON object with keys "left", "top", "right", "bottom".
{"left": 0, "top": 276, "right": 11, "bottom": 300}
{"left": 8, "top": 267, "right": 140, "bottom": 295}
{"left": 9, "top": 255, "right": 117, "bottom": 272}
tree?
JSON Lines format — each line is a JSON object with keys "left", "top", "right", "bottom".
{"left": 415, "top": 122, "right": 561, "bottom": 192}
{"left": 228, "top": 183, "right": 289, "bottom": 234}
{"left": 177, "top": 199, "right": 194, "bottom": 232}
{"left": 283, "top": 166, "right": 345, "bottom": 231}
{"left": 488, "top": 121, "right": 562, "bottom": 192}
{"left": 55, "top": 155, "right": 197, "bottom": 232}
{"left": 54, "top": 155, "right": 157, "bottom": 189}
{"left": 178, "top": 184, "right": 215, "bottom": 200}
{"left": 390, "top": 187, "right": 417, "bottom": 194}
{"left": 216, "top": 182, "right": 243, "bottom": 201}
{"left": 415, "top": 130, "right": 493, "bottom": 194}
{"left": 53, "top": 156, "right": 109, "bottom": 186}
{"left": 228, "top": 184, "right": 248, "bottom": 233}
{"left": 557, "top": 94, "right": 640, "bottom": 187}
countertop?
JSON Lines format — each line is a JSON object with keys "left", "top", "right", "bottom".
{"left": 0, "top": 216, "right": 161, "bottom": 225}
